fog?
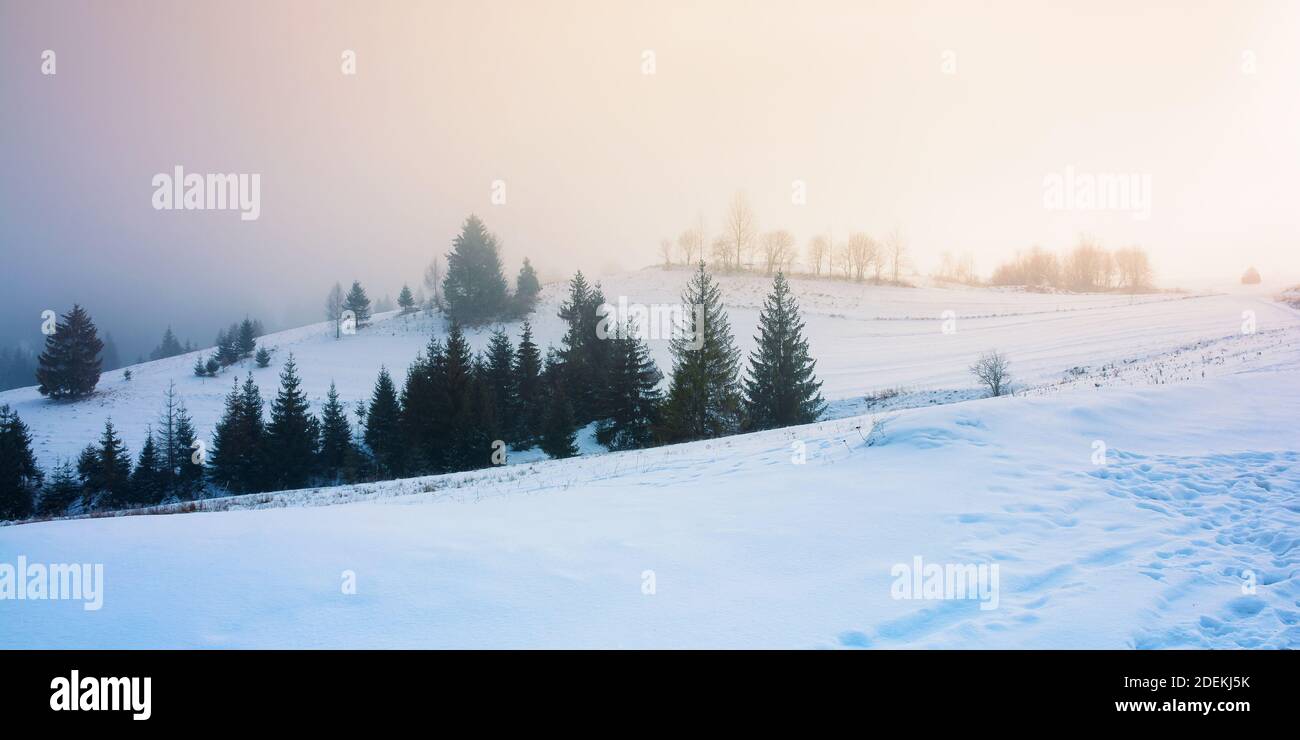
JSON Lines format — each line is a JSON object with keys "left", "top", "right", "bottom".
{"left": 3, "top": 0, "right": 1298, "bottom": 362}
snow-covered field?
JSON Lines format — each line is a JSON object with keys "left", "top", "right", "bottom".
{"left": 2, "top": 273, "right": 1298, "bottom": 648}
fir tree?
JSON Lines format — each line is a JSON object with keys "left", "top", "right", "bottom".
{"left": 513, "top": 321, "right": 544, "bottom": 445}
{"left": 440, "top": 323, "right": 490, "bottom": 470}
{"left": 89, "top": 419, "right": 133, "bottom": 509}
{"left": 344, "top": 281, "right": 372, "bottom": 327}
{"left": 36, "top": 304, "right": 104, "bottom": 400}
{"left": 208, "top": 375, "right": 266, "bottom": 493}
{"left": 539, "top": 390, "right": 579, "bottom": 459}
{"left": 215, "top": 327, "right": 240, "bottom": 367}
{"left": 194, "top": 355, "right": 209, "bottom": 377}
{"left": 263, "top": 355, "right": 319, "bottom": 491}
{"left": 236, "top": 318, "right": 258, "bottom": 358}
{"left": 151, "top": 326, "right": 185, "bottom": 360}
{"left": 76, "top": 444, "right": 98, "bottom": 489}
{"left": 318, "top": 382, "right": 354, "bottom": 483}
{"left": 483, "top": 327, "right": 517, "bottom": 440}
{"left": 442, "top": 214, "right": 509, "bottom": 325}
{"left": 662, "top": 262, "right": 742, "bottom": 441}
{"left": 596, "top": 320, "right": 663, "bottom": 450}
{"left": 155, "top": 382, "right": 182, "bottom": 498}
{"left": 173, "top": 402, "right": 204, "bottom": 500}
{"left": 255, "top": 346, "right": 271, "bottom": 368}
{"left": 399, "top": 340, "right": 443, "bottom": 474}
{"left": 742, "top": 272, "right": 825, "bottom": 430}
{"left": 131, "top": 430, "right": 165, "bottom": 506}
{"left": 0, "top": 405, "right": 41, "bottom": 519}
{"left": 513, "top": 258, "right": 541, "bottom": 316}
{"left": 556, "top": 271, "right": 612, "bottom": 423}
{"left": 38, "top": 459, "right": 81, "bottom": 517}
{"left": 397, "top": 284, "right": 416, "bottom": 313}
{"left": 364, "top": 367, "right": 403, "bottom": 476}
{"left": 205, "top": 357, "right": 220, "bottom": 376}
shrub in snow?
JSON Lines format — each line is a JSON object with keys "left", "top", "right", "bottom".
{"left": 970, "top": 350, "right": 1012, "bottom": 397}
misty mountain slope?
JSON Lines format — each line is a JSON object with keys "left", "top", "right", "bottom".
{"left": 2, "top": 270, "right": 1297, "bottom": 470}
{"left": 3, "top": 363, "right": 1297, "bottom": 649}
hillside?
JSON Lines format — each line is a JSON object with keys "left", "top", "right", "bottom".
{"left": 4, "top": 362, "right": 1297, "bottom": 648}
{"left": 4, "top": 270, "right": 1299, "bottom": 471}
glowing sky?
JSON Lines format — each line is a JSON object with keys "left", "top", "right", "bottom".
{"left": 3, "top": 0, "right": 1298, "bottom": 355}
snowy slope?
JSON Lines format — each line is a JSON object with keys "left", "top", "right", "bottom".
{"left": 4, "top": 269, "right": 1298, "bottom": 470}
{"left": 3, "top": 362, "right": 1297, "bottom": 648}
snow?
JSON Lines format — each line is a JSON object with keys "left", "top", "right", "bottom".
{"left": 2, "top": 272, "right": 1298, "bottom": 648}
{"left": 4, "top": 269, "right": 1298, "bottom": 471}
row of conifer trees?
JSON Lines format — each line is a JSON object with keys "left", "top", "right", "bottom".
{"left": 1, "top": 262, "right": 826, "bottom": 519}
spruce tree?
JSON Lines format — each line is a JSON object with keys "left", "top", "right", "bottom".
{"left": 89, "top": 418, "right": 133, "bottom": 509}
{"left": 539, "top": 390, "right": 579, "bottom": 459}
{"left": 364, "top": 367, "right": 403, "bottom": 477}
{"left": 215, "top": 327, "right": 240, "bottom": 367}
{"left": 399, "top": 340, "right": 443, "bottom": 474}
{"left": 76, "top": 444, "right": 98, "bottom": 490}
{"left": 173, "top": 401, "right": 204, "bottom": 499}
{"left": 483, "top": 327, "right": 517, "bottom": 440}
{"left": 442, "top": 214, "right": 509, "bottom": 325}
{"left": 131, "top": 430, "right": 165, "bottom": 506}
{"left": 0, "top": 404, "right": 41, "bottom": 519}
{"left": 513, "top": 321, "right": 544, "bottom": 445}
{"left": 264, "top": 355, "right": 319, "bottom": 491}
{"left": 662, "top": 261, "right": 742, "bottom": 441}
{"left": 156, "top": 382, "right": 181, "bottom": 498}
{"left": 208, "top": 380, "right": 244, "bottom": 490}
{"left": 236, "top": 318, "right": 258, "bottom": 358}
{"left": 38, "top": 459, "right": 81, "bottom": 517}
{"left": 596, "top": 320, "right": 663, "bottom": 450}
{"left": 208, "top": 374, "right": 265, "bottom": 493}
{"left": 36, "top": 304, "right": 104, "bottom": 399}
{"left": 742, "top": 272, "right": 825, "bottom": 430}
{"left": 344, "top": 280, "right": 372, "bottom": 327}
{"left": 398, "top": 284, "right": 416, "bottom": 313}
{"left": 439, "top": 323, "right": 488, "bottom": 471}
{"left": 255, "top": 346, "right": 271, "bottom": 368}
{"left": 318, "top": 382, "right": 354, "bottom": 483}
{"left": 513, "top": 258, "right": 541, "bottom": 316}
{"left": 557, "top": 271, "right": 612, "bottom": 422}
{"left": 151, "top": 326, "right": 185, "bottom": 360}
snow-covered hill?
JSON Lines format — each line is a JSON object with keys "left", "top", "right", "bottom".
{"left": 4, "top": 269, "right": 1298, "bottom": 470}
{"left": 3, "top": 362, "right": 1297, "bottom": 648}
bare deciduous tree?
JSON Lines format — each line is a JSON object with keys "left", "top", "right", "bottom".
{"left": 834, "top": 239, "right": 853, "bottom": 278}
{"left": 325, "top": 282, "right": 346, "bottom": 339}
{"left": 759, "top": 229, "right": 796, "bottom": 275}
{"left": 886, "top": 230, "right": 908, "bottom": 284}
{"left": 806, "top": 235, "right": 830, "bottom": 276}
{"left": 676, "top": 227, "right": 703, "bottom": 266}
{"left": 710, "top": 235, "right": 732, "bottom": 270}
{"left": 423, "top": 255, "right": 444, "bottom": 310}
{"left": 1113, "top": 246, "right": 1153, "bottom": 292}
{"left": 659, "top": 238, "right": 674, "bottom": 269}
{"left": 723, "top": 191, "right": 756, "bottom": 271}
{"left": 845, "top": 232, "right": 878, "bottom": 282}
{"left": 969, "top": 350, "right": 1012, "bottom": 397}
